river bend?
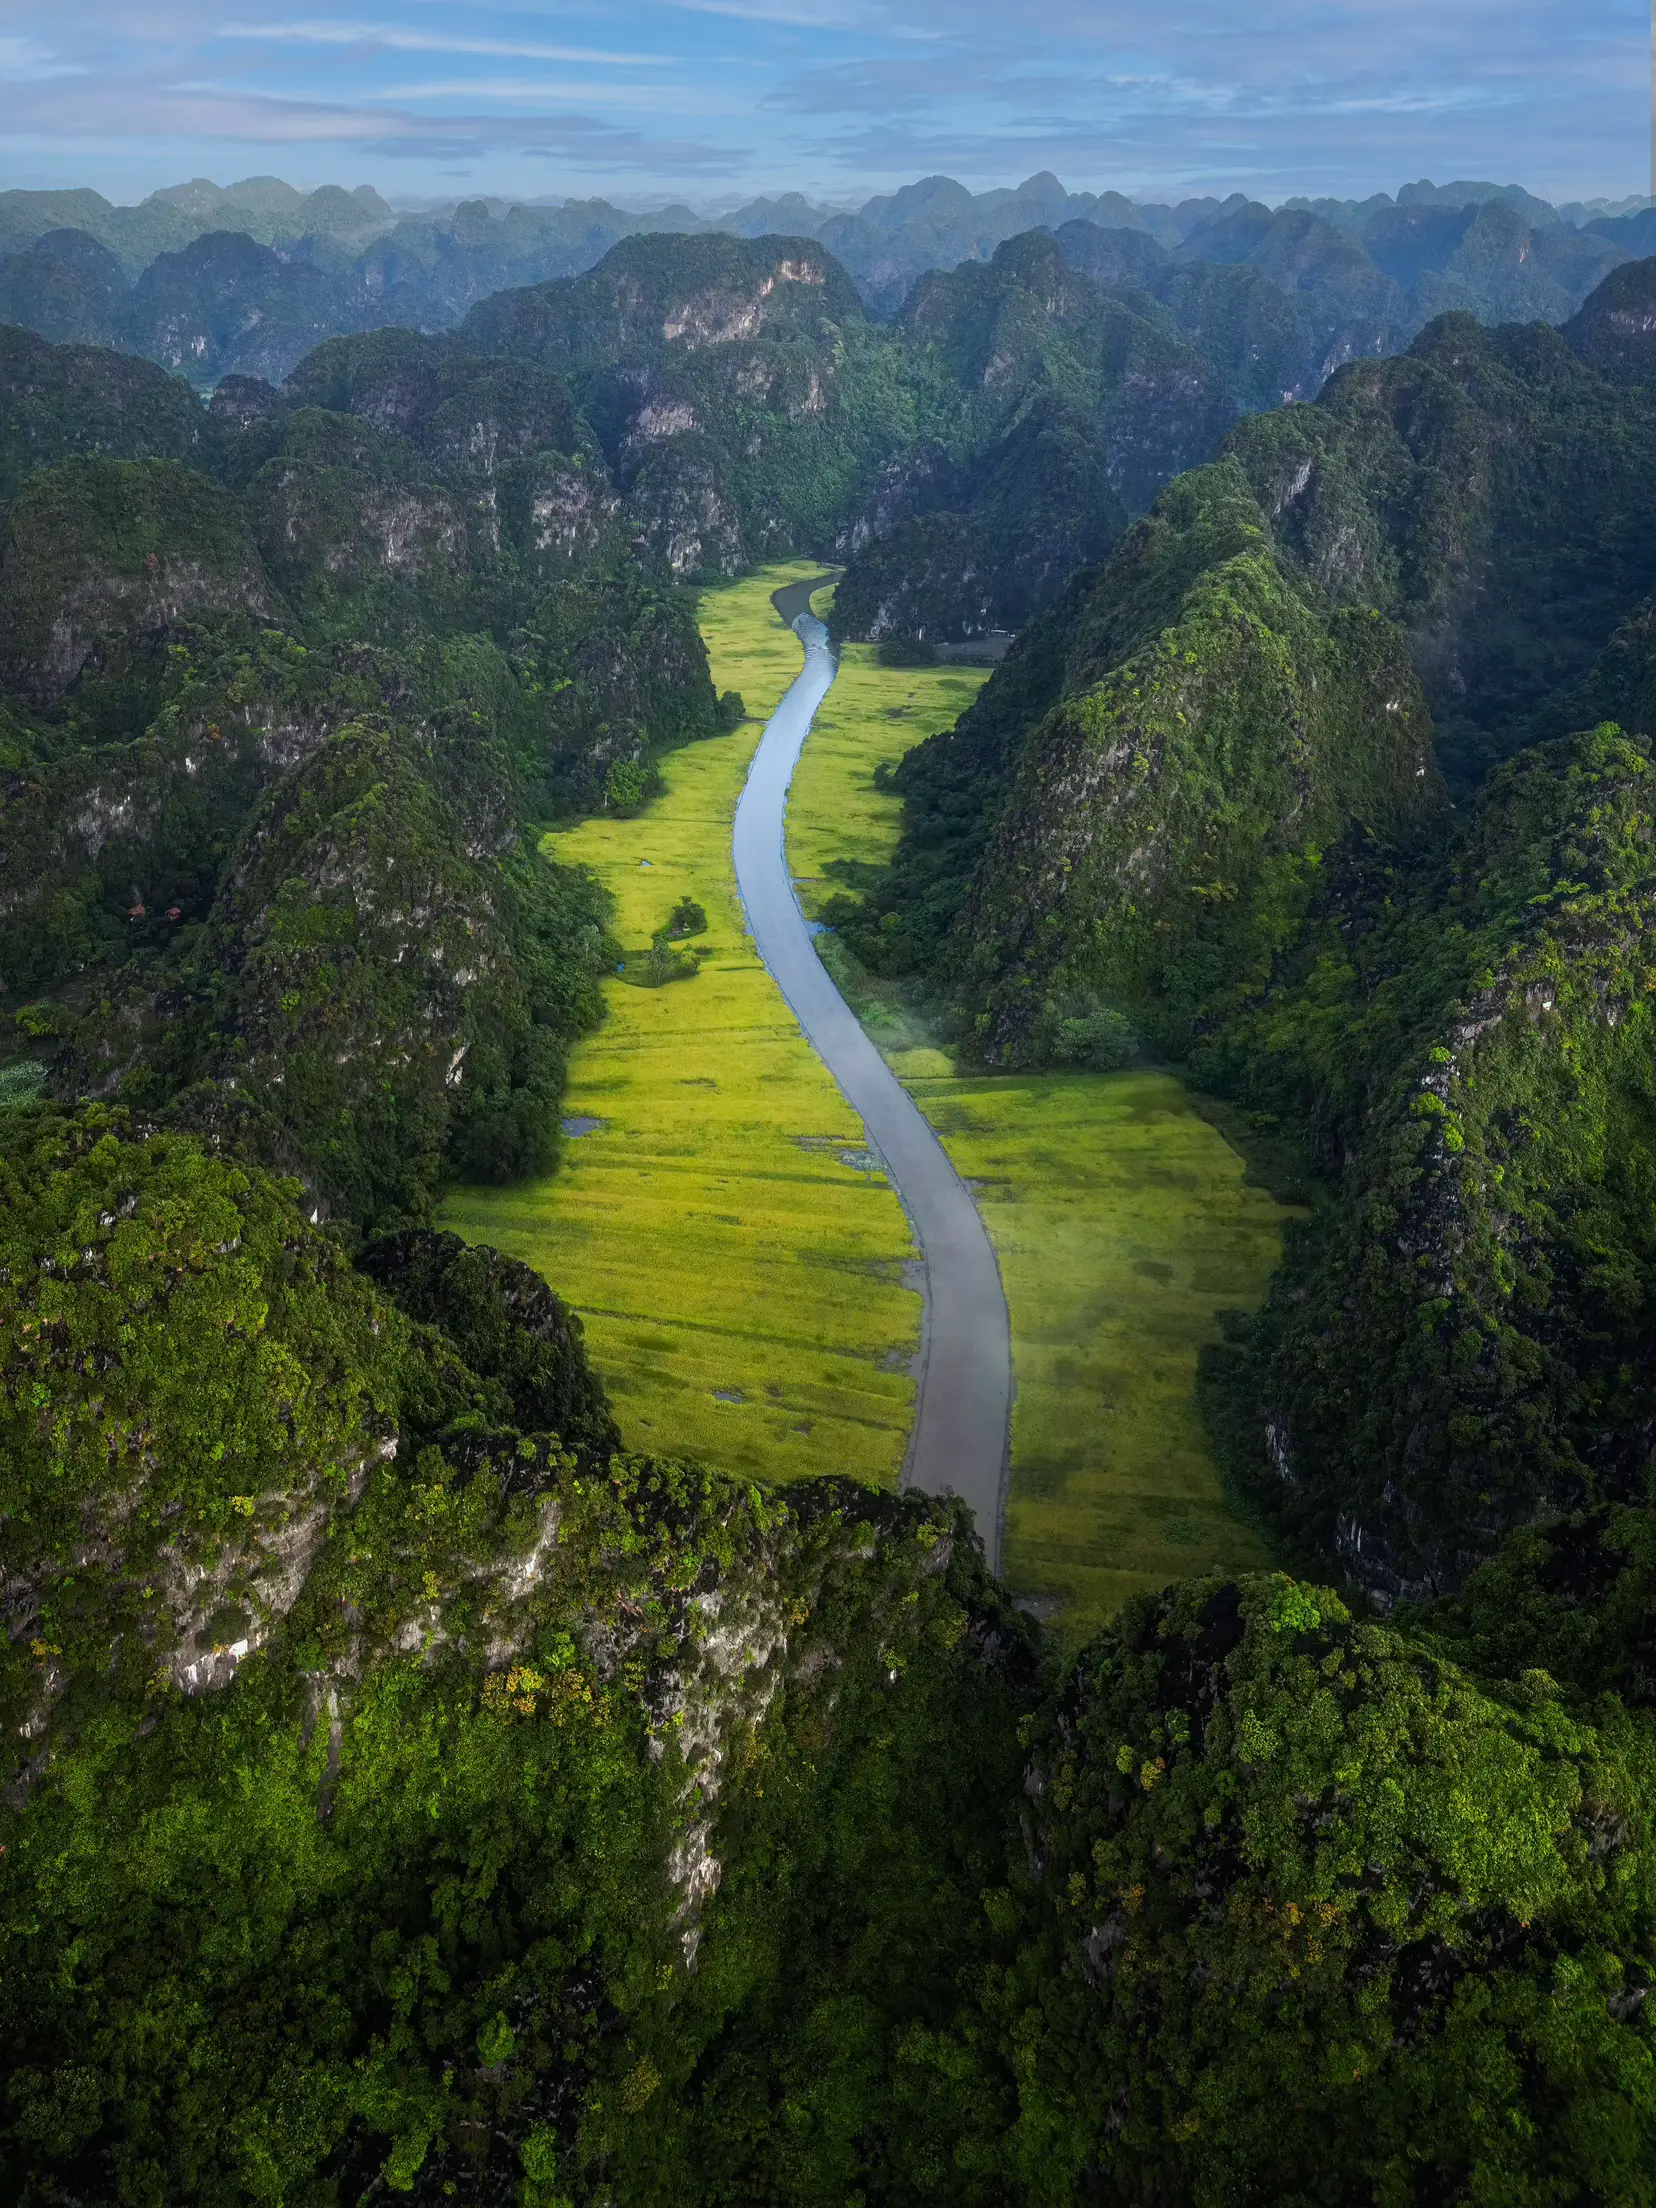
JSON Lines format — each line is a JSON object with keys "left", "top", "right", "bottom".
{"left": 730, "top": 598, "right": 1012, "bottom": 1568}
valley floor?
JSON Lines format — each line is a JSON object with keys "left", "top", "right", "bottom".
{"left": 443, "top": 566, "right": 923, "bottom": 1487}
{"left": 450, "top": 566, "right": 1287, "bottom": 1643}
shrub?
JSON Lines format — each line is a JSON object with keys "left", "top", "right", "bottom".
{"left": 876, "top": 635, "right": 937, "bottom": 667}
{"left": 1032, "top": 997, "right": 1137, "bottom": 1071}
{"left": 603, "top": 757, "right": 648, "bottom": 814}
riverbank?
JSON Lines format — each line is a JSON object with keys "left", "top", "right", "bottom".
{"left": 447, "top": 566, "right": 1288, "bottom": 1641}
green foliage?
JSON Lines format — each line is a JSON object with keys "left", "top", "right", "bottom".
{"left": 0, "top": 1106, "right": 400, "bottom": 1758}
{"left": 464, "top": 232, "right": 929, "bottom": 578}
{"left": 1226, "top": 725, "right": 1656, "bottom": 1595}
{"left": 0, "top": 455, "right": 272, "bottom": 722}
{"left": 1028, "top": 995, "right": 1136, "bottom": 1072}
{"left": 359, "top": 1226, "right": 621, "bottom": 1465}
{"left": 0, "top": 323, "right": 720, "bottom": 1228}
{"left": 0, "top": 1107, "right": 1033, "bottom": 2207}
{"left": 945, "top": 463, "right": 1441, "bottom": 1062}
{"left": 996, "top": 1571, "right": 1656, "bottom": 2205}
{"left": 834, "top": 236, "right": 1233, "bottom": 644}
{"left": 0, "top": 1059, "right": 45, "bottom": 1109}
{"left": 161, "top": 714, "right": 611, "bottom": 1226}
{"left": 875, "top": 634, "right": 937, "bottom": 666}
{"left": 13, "top": 238, "right": 1656, "bottom": 2208}
{"left": 0, "top": 322, "right": 212, "bottom": 507}
{"left": 604, "top": 756, "right": 648, "bottom": 814}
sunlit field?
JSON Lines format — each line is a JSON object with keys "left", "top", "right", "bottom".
{"left": 444, "top": 566, "right": 920, "bottom": 1487}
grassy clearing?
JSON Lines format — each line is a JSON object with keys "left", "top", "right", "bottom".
{"left": 444, "top": 565, "right": 920, "bottom": 1487}
{"left": 790, "top": 603, "right": 1288, "bottom": 1647}
{"left": 788, "top": 642, "right": 989, "bottom": 926}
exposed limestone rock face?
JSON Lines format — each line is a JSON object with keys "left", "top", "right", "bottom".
{"left": 0, "top": 1108, "right": 1030, "bottom": 2202}
{"left": 463, "top": 232, "right": 862, "bottom": 371}
{"left": 462, "top": 232, "right": 905, "bottom": 578}
{"left": 0, "top": 455, "right": 273, "bottom": 707}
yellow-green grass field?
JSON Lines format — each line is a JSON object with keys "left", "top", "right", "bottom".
{"left": 443, "top": 565, "right": 922, "bottom": 1486}
{"left": 788, "top": 593, "right": 1287, "bottom": 1645}
{"left": 787, "top": 639, "right": 989, "bottom": 925}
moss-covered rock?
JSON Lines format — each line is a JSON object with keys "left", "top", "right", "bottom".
{"left": 951, "top": 460, "right": 1440, "bottom": 1060}
{"left": 164, "top": 713, "right": 610, "bottom": 1226}
{"left": 0, "top": 323, "right": 212, "bottom": 507}
{"left": 0, "top": 1105, "right": 1032, "bottom": 2208}
{"left": 0, "top": 456, "right": 273, "bottom": 717}
{"left": 996, "top": 1570, "right": 1656, "bottom": 2206}
{"left": 1238, "top": 726, "right": 1656, "bottom": 1598}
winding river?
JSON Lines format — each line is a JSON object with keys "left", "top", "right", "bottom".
{"left": 731, "top": 587, "right": 1013, "bottom": 1569}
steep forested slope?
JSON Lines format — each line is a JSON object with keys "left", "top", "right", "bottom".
{"left": 462, "top": 231, "right": 922, "bottom": 576}
{"left": 831, "top": 232, "right": 1237, "bottom": 642}
{"left": 845, "top": 259, "right": 1656, "bottom": 1606}
{"left": 8, "top": 213, "right": 1656, "bottom": 2208}
{"left": 1225, "top": 727, "right": 1656, "bottom": 1599}
{"left": 0, "top": 1106, "right": 1031, "bottom": 2208}
{"left": 0, "top": 321, "right": 724, "bottom": 1230}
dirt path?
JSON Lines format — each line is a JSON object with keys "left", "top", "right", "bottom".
{"left": 732, "top": 595, "right": 1012, "bottom": 1567}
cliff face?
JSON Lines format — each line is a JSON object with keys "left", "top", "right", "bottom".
{"left": 0, "top": 323, "right": 719, "bottom": 1236}
{"left": 0, "top": 456, "right": 274, "bottom": 712}
{"left": 1233, "top": 728, "right": 1656, "bottom": 1600}
{"left": 862, "top": 460, "right": 1440, "bottom": 1063}
{"left": 832, "top": 234, "right": 1237, "bottom": 643}
{"left": 0, "top": 1107, "right": 1031, "bottom": 2208}
{"left": 463, "top": 233, "right": 902, "bottom": 577}
{"left": 840, "top": 268, "right": 1656, "bottom": 1605}
{"left": 1229, "top": 307, "right": 1656, "bottom": 786}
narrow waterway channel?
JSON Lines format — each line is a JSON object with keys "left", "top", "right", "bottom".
{"left": 731, "top": 587, "right": 1013, "bottom": 1568}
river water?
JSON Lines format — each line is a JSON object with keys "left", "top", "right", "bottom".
{"left": 731, "top": 605, "right": 1012, "bottom": 1569}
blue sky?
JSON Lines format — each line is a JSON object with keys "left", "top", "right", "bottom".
{"left": 0, "top": 2, "right": 1649, "bottom": 210}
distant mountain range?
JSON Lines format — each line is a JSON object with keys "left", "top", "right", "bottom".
{"left": 0, "top": 169, "right": 1650, "bottom": 393}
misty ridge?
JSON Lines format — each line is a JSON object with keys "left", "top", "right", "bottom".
{"left": 2, "top": 164, "right": 1652, "bottom": 391}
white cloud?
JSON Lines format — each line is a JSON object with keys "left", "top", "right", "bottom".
{"left": 0, "top": 35, "right": 84, "bottom": 81}
{"left": 219, "top": 21, "right": 675, "bottom": 67}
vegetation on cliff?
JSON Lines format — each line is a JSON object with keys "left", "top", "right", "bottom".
{"left": 0, "top": 321, "right": 729, "bottom": 1231}
{"left": 840, "top": 265, "right": 1656, "bottom": 1619}
{"left": 0, "top": 1105, "right": 1033, "bottom": 2208}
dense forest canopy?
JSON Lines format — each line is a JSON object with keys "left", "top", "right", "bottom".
{"left": 5, "top": 186, "right": 1656, "bottom": 2202}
